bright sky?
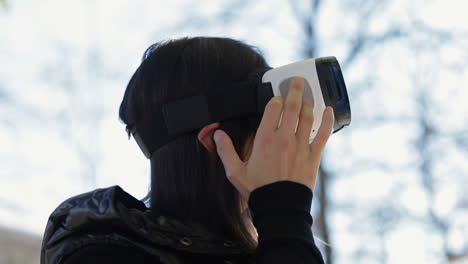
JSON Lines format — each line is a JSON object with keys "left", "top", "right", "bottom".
{"left": 1, "top": 0, "right": 467, "bottom": 263}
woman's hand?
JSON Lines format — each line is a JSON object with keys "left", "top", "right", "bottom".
{"left": 213, "top": 77, "right": 335, "bottom": 201}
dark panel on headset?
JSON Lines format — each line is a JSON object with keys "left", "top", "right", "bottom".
{"left": 315, "top": 57, "right": 334, "bottom": 108}
{"left": 315, "top": 57, "right": 351, "bottom": 132}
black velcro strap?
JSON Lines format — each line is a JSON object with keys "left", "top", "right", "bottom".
{"left": 162, "top": 95, "right": 211, "bottom": 136}
{"left": 130, "top": 78, "right": 273, "bottom": 159}
{"left": 205, "top": 82, "right": 257, "bottom": 122}
{"left": 131, "top": 109, "right": 169, "bottom": 158}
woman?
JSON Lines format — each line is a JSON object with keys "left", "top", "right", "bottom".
{"left": 40, "top": 37, "right": 334, "bottom": 264}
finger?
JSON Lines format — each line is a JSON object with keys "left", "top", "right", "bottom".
{"left": 256, "top": 96, "right": 284, "bottom": 135}
{"left": 296, "top": 98, "right": 314, "bottom": 146}
{"left": 309, "top": 107, "right": 334, "bottom": 152}
{"left": 279, "top": 77, "right": 305, "bottom": 135}
{"left": 213, "top": 130, "right": 243, "bottom": 177}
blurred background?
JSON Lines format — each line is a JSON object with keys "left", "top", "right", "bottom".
{"left": 1, "top": 0, "right": 467, "bottom": 263}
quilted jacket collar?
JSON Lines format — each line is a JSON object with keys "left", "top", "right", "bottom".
{"left": 40, "top": 185, "right": 253, "bottom": 264}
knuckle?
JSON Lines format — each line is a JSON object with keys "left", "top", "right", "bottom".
{"left": 286, "top": 102, "right": 299, "bottom": 112}
{"left": 301, "top": 108, "right": 313, "bottom": 122}
{"left": 293, "top": 82, "right": 302, "bottom": 91}
{"left": 315, "top": 133, "right": 330, "bottom": 144}
{"left": 260, "top": 134, "right": 273, "bottom": 146}
{"left": 268, "top": 97, "right": 283, "bottom": 109}
{"left": 302, "top": 113, "right": 314, "bottom": 124}
{"left": 302, "top": 98, "right": 312, "bottom": 108}
{"left": 291, "top": 77, "right": 303, "bottom": 90}
{"left": 301, "top": 107, "right": 314, "bottom": 118}
{"left": 278, "top": 136, "right": 292, "bottom": 153}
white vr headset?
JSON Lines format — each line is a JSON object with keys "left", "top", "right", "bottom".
{"left": 126, "top": 56, "right": 351, "bottom": 159}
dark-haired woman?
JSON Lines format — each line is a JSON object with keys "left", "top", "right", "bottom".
{"left": 40, "top": 37, "right": 334, "bottom": 264}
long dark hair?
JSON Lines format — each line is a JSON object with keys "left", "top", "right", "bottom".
{"left": 119, "top": 37, "right": 269, "bottom": 251}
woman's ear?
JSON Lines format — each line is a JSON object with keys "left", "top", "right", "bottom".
{"left": 197, "top": 122, "right": 221, "bottom": 153}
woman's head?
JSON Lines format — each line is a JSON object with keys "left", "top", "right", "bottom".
{"left": 119, "top": 37, "right": 268, "bottom": 251}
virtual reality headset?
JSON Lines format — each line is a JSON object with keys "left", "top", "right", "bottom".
{"left": 126, "top": 56, "right": 351, "bottom": 159}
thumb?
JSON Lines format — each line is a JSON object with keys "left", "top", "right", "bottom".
{"left": 213, "top": 130, "right": 243, "bottom": 177}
